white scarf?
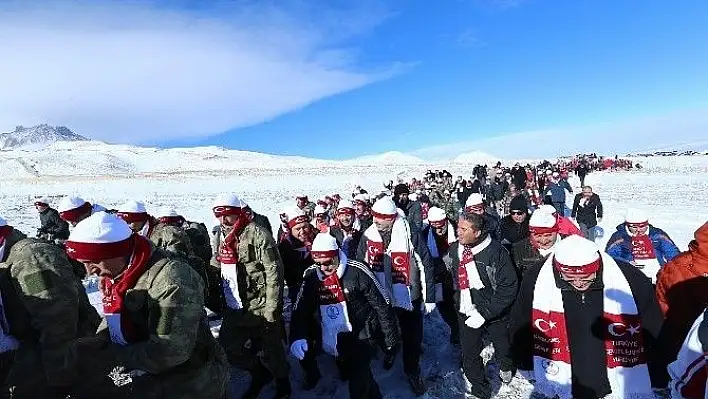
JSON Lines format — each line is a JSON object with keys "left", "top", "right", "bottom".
{"left": 668, "top": 310, "right": 708, "bottom": 399}
{"left": 456, "top": 236, "right": 491, "bottom": 317}
{"left": 530, "top": 253, "right": 653, "bottom": 399}
{"left": 316, "top": 251, "right": 353, "bottom": 357}
{"left": 220, "top": 231, "right": 243, "bottom": 310}
{"left": 427, "top": 224, "right": 457, "bottom": 303}
{"left": 363, "top": 214, "right": 426, "bottom": 311}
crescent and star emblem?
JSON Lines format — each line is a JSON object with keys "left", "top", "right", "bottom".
{"left": 533, "top": 318, "right": 557, "bottom": 333}
{"left": 607, "top": 322, "right": 641, "bottom": 337}
{"left": 393, "top": 255, "right": 405, "bottom": 266}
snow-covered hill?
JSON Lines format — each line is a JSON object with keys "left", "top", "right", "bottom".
{"left": 0, "top": 124, "right": 88, "bottom": 150}
{"left": 344, "top": 151, "right": 427, "bottom": 165}
{"left": 452, "top": 150, "right": 501, "bottom": 165}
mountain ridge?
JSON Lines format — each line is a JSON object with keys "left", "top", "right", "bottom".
{"left": 0, "top": 124, "right": 88, "bottom": 150}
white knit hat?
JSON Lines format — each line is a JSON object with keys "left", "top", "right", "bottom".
{"left": 538, "top": 204, "right": 558, "bottom": 215}
{"left": 58, "top": 196, "right": 87, "bottom": 213}
{"left": 314, "top": 205, "right": 327, "bottom": 216}
{"left": 311, "top": 233, "right": 339, "bottom": 258}
{"left": 213, "top": 193, "right": 243, "bottom": 209}
{"left": 65, "top": 212, "right": 134, "bottom": 261}
{"left": 553, "top": 235, "right": 601, "bottom": 275}
{"left": 465, "top": 193, "right": 484, "bottom": 207}
{"left": 337, "top": 199, "right": 355, "bottom": 211}
{"left": 408, "top": 193, "right": 419, "bottom": 202}
{"left": 287, "top": 207, "right": 309, "bottom": 228}
{"left": 529, "top": 209, "right": 558, "bottom": 233}
{"left": 118, "top": 200, "right": 147, "bottom": 214}
{"left": 34, "top": 197, "right": 50, "bottom": 206}
{"left": 156, "top": 206, "right": 180, "bottom": 218}
{"left": 427, "top": 207, "right": 447, "bottom": 227}
{"left": 371, "top": 197, "right": 397, "bottom": 219}
{"left": 625, "top": 208, "right": 648, "bottom": 224}
{"left": 353, "top": 194, "right": 367, "bottom": 204}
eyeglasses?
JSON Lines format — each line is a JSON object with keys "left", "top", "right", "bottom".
{"left": 510, "top": 211, "right": 525, "bottom": 215}
{"left": 314, "top": 259, "right": 335, "bottom": 267}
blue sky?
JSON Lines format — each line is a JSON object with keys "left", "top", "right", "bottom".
{"left": 2, "top": 0, "right": 708, "bottom": 159}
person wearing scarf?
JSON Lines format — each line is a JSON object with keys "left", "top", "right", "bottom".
{"left": 510, "top": 209, "right": 561, "bottom": 279}
{"left": 329, "top": 199, "right": 363, "bottom": 259}
{"left": 355, "top": 196, "right": 435, "bottom": 396}
{"left": 278, "top": 207, "right": 318, "bottom": 306}
{"left": 353, "top": 194, "right": 373, "bottom": 231}
{"left": 313, "top": 205, "right": 331, "bottom": 234}
{"left": 606, "top": 208, "right": 680, "bottom": 284}
{"left": 393, "top": 184, "right": 424, "bottom": 233}
{"left": 289, "top": 234, "right": 399, "bottom": 398}
{"left": 34, "top": 197, "right": 70, "bottom": 241}
{"left": 667, "top": 307, "right": 708, "bottom": 399}
{"left": 57, "top": 196, "right": 107, "bottom": 227}
{"left": 64, "top": 211, "right": 228, "bottom": 398}
{"left": 209, "top": 193, "right": 291, "bottom": 399}
{"left": 442, "top": 211, "right": 518, "bottom": 398}
{"left": 509, "top": 235, "right": 665, "bottom": 399}
{"left": 464, "top": 193, "right": 501, "bottom": 241}
{"left": 423, "top": 206, "right": 460, "bottom": 344}
{"left": 538, "top": 204, "right": 583, "bottom": 237}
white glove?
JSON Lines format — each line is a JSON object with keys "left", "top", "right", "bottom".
{"left": 423, "top": 303, "right": 437, "bottom": 315}
{"left": 290, "top": 339, "right": 308, "bottom": 360}
{"left": 469, "top": 277, "right": 485, "bottom": 290}
{"left": 464, "top": 308, "right": 485, "bottom": 329}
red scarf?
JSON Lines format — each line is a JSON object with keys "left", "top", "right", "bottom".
{"left": 366, "top": 240, "right": 385, "bottom": 273}
{"left": 217, "top": 214, "right": 250, "bottom": 265}
{"left": 420, "top": 202, "right": 430, "bottom": 220}
{"left": 631, "top": 234, "right": 656, "bottom": 260}
{"left": 101, "top": 235, "right": 152, "bottom": 344}
{"left": 0, "top": 226, "right": 12, "bottom": 246}
{"left": 158, "top": 216, "right": 184, "bottom": 227}
{"left": 319, "top": 273, "right": 346, "bottom": 305}
{"left": 457, "top": 246, "right": 474, "bottom": 290}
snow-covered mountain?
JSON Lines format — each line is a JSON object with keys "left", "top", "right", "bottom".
{"left": 0, "top": 124, "right": 88, "bottom": 150}
{"left": 344, "top": 151, "right": 426, "bottom": 165}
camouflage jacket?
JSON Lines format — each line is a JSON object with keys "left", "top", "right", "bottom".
{"left": 183, "top": 221, "right": 212, "bottom": 265}
{"left": 210, "top": 222, "right": 285, "bottom": 326}
{"left": 149, "top": 219, "right": 208, "bottom": 288}
{"left": 0, "top": 238, "right": 101, "bottom": 388}
{"left": 97, "top": 248, "right": 228, "bottom": 398}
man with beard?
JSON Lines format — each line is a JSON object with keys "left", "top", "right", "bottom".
{"left": 393, "top": 184, "right": 423, "bottom": 233}
{"left": 210, "top": 194, "right": 291, "bottom": 398}
{"left": 278, "top": 207, "right": 317, "bottom": 305}
{"left": 423, "top": 207, "right": 460, "bottom": 344}
{"left": 509, "top": 235, "right": 664, "bottom": 399}
{"left": 511, "top": 210, "right": 561, "bottom": 279}
{"left": 499, "top": 196, "right": 530, "bottom": 249}
{"left": 289, "top": 234, "right": 399, "bottom": 398}
{"left": 356, "top": 197, "right": 435, "bottom": 396}
{"left": 442, "top": 212, "right": 518, "bottom": 398}
{"left": 329, "top": 199, "right": 362, "bottom": 259}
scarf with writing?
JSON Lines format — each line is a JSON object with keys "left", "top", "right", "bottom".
{"left": 217, "top": 215, "right": 250, "bottom": 310}
{"left": 427, "top": 224, "right": 457, "bottom": 303}
{"left": 667, "top": 310, "right": 708, "bottom": 399}
{"left": 316, "top": 252, "right": 353, "bottom": 357}
{"left": 530, "top": 253, "right": 653, "bottom": 399}
{"left": 457, "top": 236, "right": 491, "bottom": 317}
{"left": 103, "top": 235, "right": 152, "bottom": 345}
{"left": 627, "top": 225, "right": 660, "bottom": 283}
{"left": 363, "top": 214, "right": 426, "bottom": 311}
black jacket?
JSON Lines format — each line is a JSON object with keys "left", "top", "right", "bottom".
{"left": 38, "top": 208, "right": 70, "bottom": 240}
{"left": 278, "top": 235, "right": 315, "bottom": 299}
{"left": 510, "top": 237, "right": 547, "bottom": 278}
{"left": 509, "top": 259, "right": 666, "bottom": 398}
{"left": 329, "top": 226, "right": 362, "bottom": 260}
{"left": 481, "top": 210, "right": 501, "bottom": 242}
{"left": 443, "top": 238, "right": 519, "bottom": 322}
{"left": 289, "top": 260, "right": 399, "bottom": 349}
{"left": 571, "top": 193, "right": 603, "bottom": 228}
{"left": 499, "top": 215, "right": 530, "bottom": 246}
{"left": 394, "top": 199, "right": 423, "bottom": 233}
{"left": 355, "top": 226, "right": 436, "bottom": 305}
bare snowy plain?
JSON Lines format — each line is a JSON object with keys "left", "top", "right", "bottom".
{"left": 1, "top": 153, "right": 707, "bottom": 398}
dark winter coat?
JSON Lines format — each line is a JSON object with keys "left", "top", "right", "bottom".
{"left": 605, "top": 224, "right": 680, "bottom": 267}
{"left": 442, "top": 238, "right": 518, "bottom": 322}
{"left": 571, "top": 193, "right": 603, "bottom": 228}
{"left": 38, "top": 208, "right": 70, "bottom": 240}
{"left": 499, "top": 215, "right": 530, "bottom": 246}
{"left": 289, "top": 260, "right": 399, "bottom": 350}
{"left": 394, "top": 199, "right": 423, "bottom": 233}
{"left": 481, "top": 209, "right": 501, "bottom": 242}
{"left": 510, "top": 237, "right": 546, "bottom": 278}
{"left": 329, "top": 226, "right": 362, "bottom": 260}
{"left": 1, "top": 227, "right": 26, "bottom": 262}
{"left": 278, "top": 234, "right": 315, "bottom": 301}
{"left": 487, "top": 181, "right": 504, "bottom": 202}
{"left": 421, "top": 223, "right": 456, "bottom": 281}
{"left": 509, "top": 259, "right": 666, "bottom": 398}
{"left": 511, "top": 167, "right": 527, "bottom": 190}
{"left": 544, "top": 181, "right": 568, "bottom": 204}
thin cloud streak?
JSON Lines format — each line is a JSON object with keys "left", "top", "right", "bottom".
{"left": 0, "top": 0, "right": 397, "bottom": 143}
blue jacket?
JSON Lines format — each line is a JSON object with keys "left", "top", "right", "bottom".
{"left": 605, "top": 223, "right": 680, "bottom": 266}
{"left": 544, "top": 181, "right": 570, "bottom": 203}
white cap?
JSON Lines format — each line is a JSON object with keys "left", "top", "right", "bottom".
{"left": 156, "top": 206, "right": 180, "bottom": 218}
{"left": 353, "top": 194, "right": 367, "bottom": 203}
{"left": 529, "top": 209, "right": 557, "bottom": 230}
{"left": 625, "top": 208, "right": 648, "bottom": 224}
{"left": 34, "top": 197, "right": 50, "bottom": 205}
{"left": 68, "top": 212, "right": 133, "bottom": 244}
{"left": 465, "top": 193, "right": 484, "bottom": 207}
{"left": 427, "top": 207, "right": 447, "bottom": 223}
{"left": 311, "top": 233, "right": 339, "bottom": 253}
{"left": 287, "top": 207, "right": 308, "bottom": 224}
{"left": 371, "top": 197, "right": 397, "bottom": 216}
{"left": 58, "top": 196, "right": 87, "bottom": 213}
{"left": 117, "top": 200, "right": 147, "bottom": 214}
{"left": 314, "top": 205, "right": 327, "bottom": 215}
{"left": 538, "top": 204, "right": 558, "bottom": 215}
{"left": 213, "top": 193, "right": 242, "bottom": 208}
{"left": 337, "top": 199, "right": 355, "bottom": 211}
{"left": 408, "top": 193, "right": 419, "bottom": 201}
{"left": 554, "top": 235, "right": 600, "bottom": 268}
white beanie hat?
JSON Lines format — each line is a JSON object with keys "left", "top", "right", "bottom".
{"left": 314, "top": 205, "right": 327, "bottom": 216}
{"left": 625, "top": 208, "right": 648, "bottom": 225}
{"left": 427, "top": 207, "right": 447, "bottom": 227}
{"left": 156, "top": 206, "right": 180, "bottom": 218}
{"left": 464, "top": 193, "right": 484, "bottom": 212}
{"left": 311, "top": 233, "right": 339, "bottom": 258}
{"left": 353, "top": 194, "right": 367, "bottom": 204}
{"left": 213, "top": 193, "right": 243, "bottom": 209}
{"left": 371, "top": 197, "right": 397, "bottom": 219}
{"left": 118, "top": 200, "right": 147, "bottom": 214}
{"left": 552, "top": 235, "right": 601, "bottom": 275}
{"left": 337, "top": 199, "right": 355, "bottom": 211}
{"left": 65, "top": 212, "right": 135, "bottom": 262}
{"left": 58, "top": 196, "right": 87, "bottom": 213}
{"left": 538, "top": 204, "right": 558, "bottom": 215}
{"left": 529, "top": 209, "right": 558, "bottom": 233}
{"left": 287, "top": 207, "right": 309, "bottom": 228}
{"left": 34, "top": 197, "right": 50, "bottom": 206}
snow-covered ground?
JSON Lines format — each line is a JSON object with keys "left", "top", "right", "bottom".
{"left": 1, "top": 155, "right": 707, "bottom": 398}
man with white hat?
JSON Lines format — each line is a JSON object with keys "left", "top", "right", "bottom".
{"left": 65, "top": 212, "right": 228, "bottom": 398}
{"left": 353, "top": 194, "right": 373, "bottom": 231}
{"left": 278, "top": 207, "right": 317, "bottom": 306}
{"left": 0, "top": 215, "right": 100, "bottom": 397}
{"left": 355, "top": 196, "right": 434, "bottom": 396}
{"left": 509, "top": 235, "right": 664, "bottom": 399}
{"left": 464, "top": 193, "right": 501, "bottom": 241}
{"left": 209, "top": 193, "right": 291, "bottom": 399}
{"left": 511, "top": 210, "right": 561, "bottom": 278}
{"left": 313, "top": 205, "right": 331, "bottom": 233}
{"left": 289, "top": 234, "right": 399, "bottom": 397}
{"left": 57, "top": 196, "right": 107, "bottom": 227}
{"left": 605, "top": 208, "right": 679, "bottom": 283}
{"left": 329, "top": 199, "right": 362, "bottom": 259}
{"left": 34, "top": 197, "right": 70, "bottom": 242}
{"left": 538, "top": 204, "right": 582, "bottom": 238}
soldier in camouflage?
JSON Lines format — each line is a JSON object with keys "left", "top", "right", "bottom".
{"left": 0, "top": 215, "right": 100, "bottom": 398}
{"left": 65, "top": 212, "right": 228, "bottom": 398}
{"left": 211, "top": 194, "right": 291, "bottom": 399}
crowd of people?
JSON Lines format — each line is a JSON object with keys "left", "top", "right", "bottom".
{"left": 0, "top": 154, "right": 705, "bottom": 399}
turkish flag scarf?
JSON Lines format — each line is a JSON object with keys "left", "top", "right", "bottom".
{"left": 529, "top": 253, "right": 652, "bottom": 399}
{"left": 102, "top": 235, "right": 152, "bottom": 345}
{"left": 217, "top": 214, "right": 250, "bottom": 310}
{"left": 456, "top": 236, "right": 491, "bottom": 317}
{"left": 315, "top": 252, "right": 353, "bottom": 357}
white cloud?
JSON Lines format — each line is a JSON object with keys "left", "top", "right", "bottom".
{"left": 410, "top": 107, "right": 708, "bottom": 161}
{"left": 0, "top": 0, "right": 396, "bottom": 143}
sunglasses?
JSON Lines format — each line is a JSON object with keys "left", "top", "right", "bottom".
{"left": 314, "top": 259, "right": 335, "bottom": 267}
{"left": 510, "top": 211, "right": 526, "bottom": 215}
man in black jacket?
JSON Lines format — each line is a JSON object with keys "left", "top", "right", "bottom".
{"left": 443, "top": 212, "right": 519, "bottom": 399}
{"left": 329, "top": 199, "right": 363, "bottom": 259}
{"left": 499, "top": 195, "right": 530, "bottom": 248}
{"left": 571, "top": 186, "right": 603, "bottom": 241}
{"left": 290, "top": 234, "right": 399, "bottom": 399}
{"left": 34, "top": 198, "right": 70, "bottom": 241}
{"left": 393, "top": 184, "right": 423, "bottom": 233}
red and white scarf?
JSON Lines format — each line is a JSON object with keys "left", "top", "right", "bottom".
{"left": 627, "top": 224, "right": 660, "bottom": 282}
{"left": 316, "top": 252, "right": 352, "bottom": 357}
{"left": 668, "top": 310, "right": 708, "bottom": 399}
{"left": 217, "top": 215, "right": 250, "bottom": 310}
{"left": 457, "top": 236, "right": 491, "bottom": 317}
{"left": 103, "top": 236, "right": 152, "bottom": 345}
{"left": 363, "top": 214, "right": 426, "bottom": 311}
{"left": 427, "top": 223, "right": 457, "bottom": 303}
{"left": 529, "top": 253, "right": 653, "bottom": 399}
